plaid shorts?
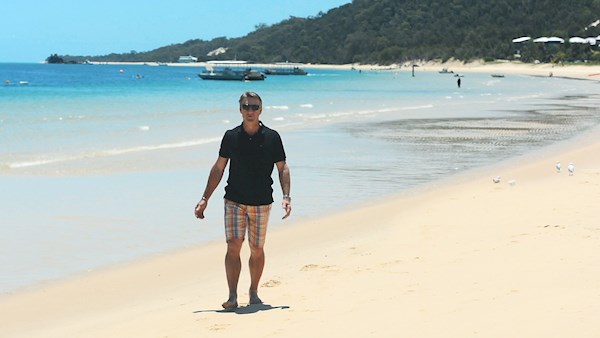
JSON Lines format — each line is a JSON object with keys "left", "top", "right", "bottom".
{"left": 224, "top": 199, "right": 272, "bottom": 248}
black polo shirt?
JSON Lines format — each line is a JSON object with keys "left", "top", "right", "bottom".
{"left": 219, "top": 122, "right": 286, "bottom": 205}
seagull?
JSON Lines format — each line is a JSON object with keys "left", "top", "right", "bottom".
{"left": 492, "top": 176, "right": 501, "bottom": 183}
{"left": 568, "top": 163, "right": 574, "bottom": 176}
{"left": 555, "top": 161, "right": 561, "bottom": 173}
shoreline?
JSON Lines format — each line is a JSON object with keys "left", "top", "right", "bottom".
{"left": 2, "top": 117, "right": 599, "bottom": 337}
{"left": 89, "top": 59, "right": 600, "bottom": 81}
{"left": 2, "top": 64, "right": 600, "bottom": 337}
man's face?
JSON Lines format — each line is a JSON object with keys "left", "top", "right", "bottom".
{"left": 239, "top": 97, "right": 262, "bottom": 122}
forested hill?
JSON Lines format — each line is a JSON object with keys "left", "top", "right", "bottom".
{"left": 61, "top": 0, "right": 600, "bottom": 65}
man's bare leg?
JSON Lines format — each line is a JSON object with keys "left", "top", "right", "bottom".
{"left": 223, "top": 238, "right": 243, "bottom": 309}
{"left": 248, "top": 243, "right": 265, "bottom": 304}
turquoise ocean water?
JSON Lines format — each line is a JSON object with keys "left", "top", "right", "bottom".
{"left": 1, "top": 63, "right": 599, "bottom": 293}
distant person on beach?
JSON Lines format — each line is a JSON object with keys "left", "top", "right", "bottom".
{"left": 194, "top": 91, "right": 292, "bottom": 310}
{"left": 457, "top": 77, "right": 461, "bottom": 88}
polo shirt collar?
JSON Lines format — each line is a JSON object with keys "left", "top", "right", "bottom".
{"left": 240, "top": 121, "right": 264, "bottom": 137}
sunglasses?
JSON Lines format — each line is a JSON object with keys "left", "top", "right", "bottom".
{"left": 241, "top": 104, "right": 261, "bottom": 111}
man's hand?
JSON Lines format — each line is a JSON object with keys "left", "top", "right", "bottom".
{"left": 195, "top": 198, "right": 208, "bottom": 219}
{"left": 282, "top": 198, "right": 291, "bottom": 219}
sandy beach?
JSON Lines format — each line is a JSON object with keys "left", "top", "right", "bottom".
{"left": 363, "top": 59, "right": 600, "bottom": 81}
{"left": 160, "top": 58, "right": 600, "bottom": 81}
{"left": 2, "top": 63, "right": 600, "bottom": 337}
{"left": 415, "top": 59, "right": 600, "bottom": 81}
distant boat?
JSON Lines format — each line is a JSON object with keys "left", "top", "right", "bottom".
{"left": 439, "top": 68, "right": 454, "bottom": 74}
{"left": 242, "top": 70, "right": 266, "bottom": 81}
{"left": 199, "top": 68, "right": 265, "bottom": 81}
{"left": 199, "top": 61, "right": 266, "bottom": 81}
{"left": 199, "top": 67, "right": 265, "bottom": 81}
{"left": 19, "top": 81, "right": 29, "bottom": 85}
{"left": 491, "top": 74, "right": 505, "bottom": 78}
{"left": 263, "top": 63, "right": 307, "bottom": 75}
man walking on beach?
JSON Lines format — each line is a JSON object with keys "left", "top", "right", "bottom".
{"left": 194, "top": 91, "right": 292, "bottom": 309}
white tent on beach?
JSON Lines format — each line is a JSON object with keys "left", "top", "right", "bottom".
{"left": 546, "top": 37, "right": 565, "bottom": 44}
{"left": 533, "top": 37, "right": 564, "bottom": 44}
{"left": 512, "top": 36, "right": 531, "bottom": 43}
{"left": 569, "top": 37, "right": 587, "bottom": 44}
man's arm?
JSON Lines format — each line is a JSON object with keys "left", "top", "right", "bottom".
{"left": 276, "top": 160, "right": 291, "bottom": 219}
{"left": 195, "top": 156, "right": 228, "bottom": 219}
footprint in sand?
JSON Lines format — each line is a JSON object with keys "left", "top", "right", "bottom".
{"left": 261, "top": 279, "right": 282, "bottom": 288}
{"left": 349, "top": 246, "right": 372, "bottom": 256}
{"left": 300, "top": 264, "right": 337, "bottom": 272}
{"left": 209, "top": 324, "right": 230, "bottom": 331}
{"left": 380, "top": 259, "right": 403, "bottom": 267}
{"left": 301, "top": 264, "right": 319, "bottom": 271}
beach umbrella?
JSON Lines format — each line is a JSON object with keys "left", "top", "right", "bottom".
{"left": 533, "top": 37, "right": 549, "bottom": 43}
{"left": 546, "top": 37, "right": 565, "bottom": 44}
{"left": 512, "top": 36, "right": 531, "bottom": 43}
{"left": 569, "top": 37, "right": 587, "bottom": 44}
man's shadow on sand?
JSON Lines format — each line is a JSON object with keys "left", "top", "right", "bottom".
{"left": 194, "top": 303, "right": 290, "bottom": 315}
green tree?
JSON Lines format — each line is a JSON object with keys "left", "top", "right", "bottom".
{"left": 57, "top": 0, "right": 600, "bottom": 65}
{"left": 46, "top": 54, "right": 64, "bottom": 64}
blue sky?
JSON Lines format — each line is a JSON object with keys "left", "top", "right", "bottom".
{"left": 2, "top": 0, "right": 351, "bottom": 62}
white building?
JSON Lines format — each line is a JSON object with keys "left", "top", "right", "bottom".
{"left": 178, "top": 55, "right": 198, "bottom": 63}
